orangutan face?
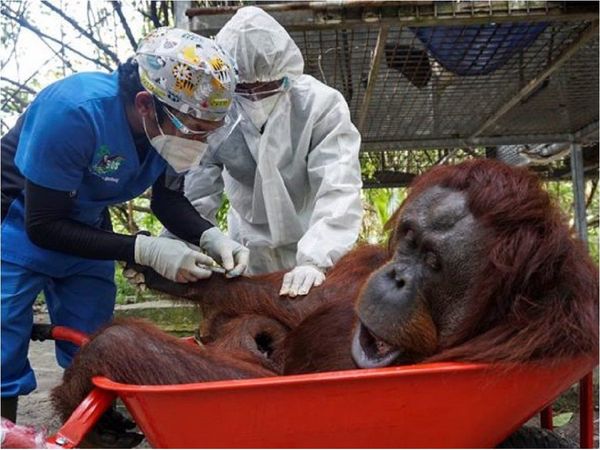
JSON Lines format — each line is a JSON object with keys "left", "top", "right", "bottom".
{"left": 352, "top": 186, "right": 489, "bottom": 368}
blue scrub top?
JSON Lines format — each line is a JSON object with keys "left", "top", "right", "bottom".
{"left": 1, "top": 71, "right": 167, "bottom": 276}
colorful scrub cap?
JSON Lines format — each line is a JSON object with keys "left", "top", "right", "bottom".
{"left": 136, "top": 27, "right": 237, "bottom": 121}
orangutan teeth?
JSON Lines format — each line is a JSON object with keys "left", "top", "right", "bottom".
{"left": 375, "top": 339, "right": 392, "bottom": 356}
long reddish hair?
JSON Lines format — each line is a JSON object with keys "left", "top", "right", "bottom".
{"left": 388, "top": 159, "right": 599, "bottom": 363}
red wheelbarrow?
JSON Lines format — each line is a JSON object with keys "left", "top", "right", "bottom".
{"left": 14, "top": 325, "right": 600, "bottom": 448}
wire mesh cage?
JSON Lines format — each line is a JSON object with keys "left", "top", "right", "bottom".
{"left": 187, "top": 1, "right": 598, "bottom": 152}
{"left": 186, "top": 1, "right": 598, "bottom": 184}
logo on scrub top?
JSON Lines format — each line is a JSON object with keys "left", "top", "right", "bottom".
{"left": 90, "top": 145, "right": 124, "bottom": 183}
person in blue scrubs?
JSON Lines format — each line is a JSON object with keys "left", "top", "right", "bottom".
{"left": 0, "top": 27, "right": 249, "bottom": 434}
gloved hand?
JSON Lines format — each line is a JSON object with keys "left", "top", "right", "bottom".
{"left": 199, "top": 227, "right": 249, "bottom": 278}
{"left": 279, "top": 265, "right": 326, "bottom": 298}
{"left": 134, "top": 234, "right": 216, "bottom": 283}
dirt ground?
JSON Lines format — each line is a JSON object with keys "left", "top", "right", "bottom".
{"left": 14, "top": 310, "right": 599, "bottom": 448}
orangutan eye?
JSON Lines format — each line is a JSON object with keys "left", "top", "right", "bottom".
{"left": 425, "top": 251, "right": 440, "bottom": 271}
{"left": 404, "top": 228, "right": 416, "bottom": 247}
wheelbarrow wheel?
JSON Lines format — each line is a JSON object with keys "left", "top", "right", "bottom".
{"left": 497, "top": 425, "right": 578, "bottom": 448}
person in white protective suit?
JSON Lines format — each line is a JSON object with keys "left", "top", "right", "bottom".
{"left": 181, "top": 6, "right": 363, "bottom": 297}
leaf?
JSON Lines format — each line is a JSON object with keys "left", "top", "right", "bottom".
{"left": 552, "top": 412, "right": 574, "bottom": 428}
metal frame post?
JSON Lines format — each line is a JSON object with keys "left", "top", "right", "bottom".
{"left": 580, "top": 372, "right": 594, "bottom": 449}
{"left": 357, "top": 24, "right": 389, "bottom": 134}
{"left": 540, "top": 407, "right": 553, "bottom": 430}
{"left": 571, "top": 143, "right": 589, "bottom": 243}
{"left": 174, "top": 1, "right": 191, "bottom": 30}
{"left": 571, "top": 142, "right": 594, "bottom": 449}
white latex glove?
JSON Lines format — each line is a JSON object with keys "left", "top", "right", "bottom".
{"left": 279, "top": 265, "right": 326, "bottom": 298}
{"left": 199, "top": 227, "right": 249, "bottom": 278}
{"left": 134, "top": 234, "right": 216, "bottom": 283}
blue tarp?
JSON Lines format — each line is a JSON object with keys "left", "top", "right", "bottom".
{"left": 413, "top": 22, "right": 548, "bottom": 76}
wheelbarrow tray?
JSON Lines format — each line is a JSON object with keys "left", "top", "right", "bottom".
{"left": 86, "top": 355, "right": 595, "bottom": 448}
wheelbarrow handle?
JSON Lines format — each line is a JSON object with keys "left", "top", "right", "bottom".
{"left": 47, "top": 387, "right": 116, "bottom": 448}
{"left": 31, "top": 324, "right": 90, "bottom": 347}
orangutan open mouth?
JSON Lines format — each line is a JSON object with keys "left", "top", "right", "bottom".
{"left": 351, "top": 322, "right": 402, "bottom": 368}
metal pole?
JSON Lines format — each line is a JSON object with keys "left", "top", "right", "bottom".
{"left": 357, "top": 24, "right": 389, "bottom": 134}
{"left": 570, "top": 143, "right": 588, "bottom": 244}
{"left": 540, "top": 407, "right": 553, "bottom": 430}
{"left": 574, "top": 121, "right": 600, "bottom": 143}
{"left": 174, "top": 1, "right": 191, "bottom": 30}
{"left": 187, "top": 2, "right": 422, "bottom": 16}
{"left": 580, "top": 372, "right": 594, "bottom": 448}
{"left": 571, "top": 142, "right": 593, "bottom": 449}
{"left": 185, "top": 1, "right": 598, "bottom": 25}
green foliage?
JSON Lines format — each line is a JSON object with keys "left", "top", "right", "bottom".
{"left": 359, "top": 188, "right": 407, "bottom": 245}
{"left": 114, "top": 263, "right": 151, "bottom": 305}
{"left": 215, "top": 195, "right": 230, "bottom": 231}
{"left": 552, "top": 412, "right": 574, "bottom": 428}
{"left": 545, "top": 179, "right": 599, "bottom": 264}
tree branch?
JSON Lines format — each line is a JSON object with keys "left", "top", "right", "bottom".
{"left": 2, "top": 89, "right": 28, "bottom": 109}
{"left": 0, "top": 6, "right": 113, "bottom": 71}
{"left": 112, "top": 1, "right": 138, "bottom": 51}
{"left": 149, "top": 2, "right": 162, "bottom": 28}
{"left": 1, "top": 77, "right": 37, "bottom": 95}
{"left": 1, "top": 6, "right": 115, "bottom": 111}
{"left": 3, "top": 10, "right": 22, "bottom": 64}
{"left": 40, "top": 0, "right": 120, "bottom": 65}
{"left": 585, "top": 179, "right": 598, "bottom": 210}
{"left": 131, "top": 205, "right": 152, "bottom": 214}
{"left": 109, "top": 205, "right": 132, "bottom": 231}
{"left": 161, "top": 1, "right": 170, "bottom": 27}
{"left": 135, "top": 7, "right": 154, "bottom": 24}
{"left": 0, "top": 26, "right": 76, "bottom": 110}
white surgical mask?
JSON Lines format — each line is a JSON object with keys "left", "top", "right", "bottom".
{"left": 237, "top": 94, "right": 281, "bottom": 131}
{"left": 143, "top": 113, "right": 208, "bottom": 174}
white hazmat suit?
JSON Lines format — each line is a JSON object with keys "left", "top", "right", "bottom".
{"left": 184, "top": 6, "right": 363, "bottom": 294}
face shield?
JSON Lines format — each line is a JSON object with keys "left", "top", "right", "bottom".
{"left": 145, "top": 97, "right": 241, "bottom": 173}
{"left": 160, "top": 102, "right": 241, "bottom": 149}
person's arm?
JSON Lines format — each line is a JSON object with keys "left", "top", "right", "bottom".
{"left": 152, "top": 168, "right": 249, "bottom": 277}
{"left": 296, "top": 92, "right": 363, "bottom": 270}
{"left": 280, "top": 92, "right": 363, "bottom": 298}
{"left": 15, "top": 94, "right": 213, "bottom": 283}
{"left": 24, "top": 179, "right": 136, "bottom": 262}
{"left": 25, "top": 180, "right": 217, "bottom": 282}
{"left": 150, "top": 171, "right": 214, "bottom": 244}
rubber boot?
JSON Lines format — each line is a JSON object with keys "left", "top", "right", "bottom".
{"left": 1, "top": 397, "right": 18, "bottom": 423}
{"left": 80, "top": 406, "right": 144, "bottom": 448}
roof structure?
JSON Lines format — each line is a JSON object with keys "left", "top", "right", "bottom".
{"left": 185, "top": 1, "right": 598, "bottom": 148}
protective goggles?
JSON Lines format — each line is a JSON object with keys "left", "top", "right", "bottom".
{"left": 158, "top": 99, "right": 240, "bottom": 147}
{"left": 235, "top": 79, "right": 285, "bottom": 101}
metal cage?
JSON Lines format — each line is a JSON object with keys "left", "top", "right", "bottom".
{"left": 184, "top": 1, "right": 599, "bottom": 152}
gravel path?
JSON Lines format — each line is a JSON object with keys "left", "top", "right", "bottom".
{"left": 16, "top": 338, "right": 63, "bottom": 433}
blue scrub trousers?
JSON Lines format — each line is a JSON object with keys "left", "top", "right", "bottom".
{"left": 1, "top": 259, "right": 115, "bottom": 397}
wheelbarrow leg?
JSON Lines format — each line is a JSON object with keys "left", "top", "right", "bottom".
{"left": 580, "top": 372, "right": 594, "bottom": 449}
{"left": 540, "top": 405, "right": 553, "bottom": 430}
{"left": 46, "top": 388, "right": 116, "bottom": 448}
